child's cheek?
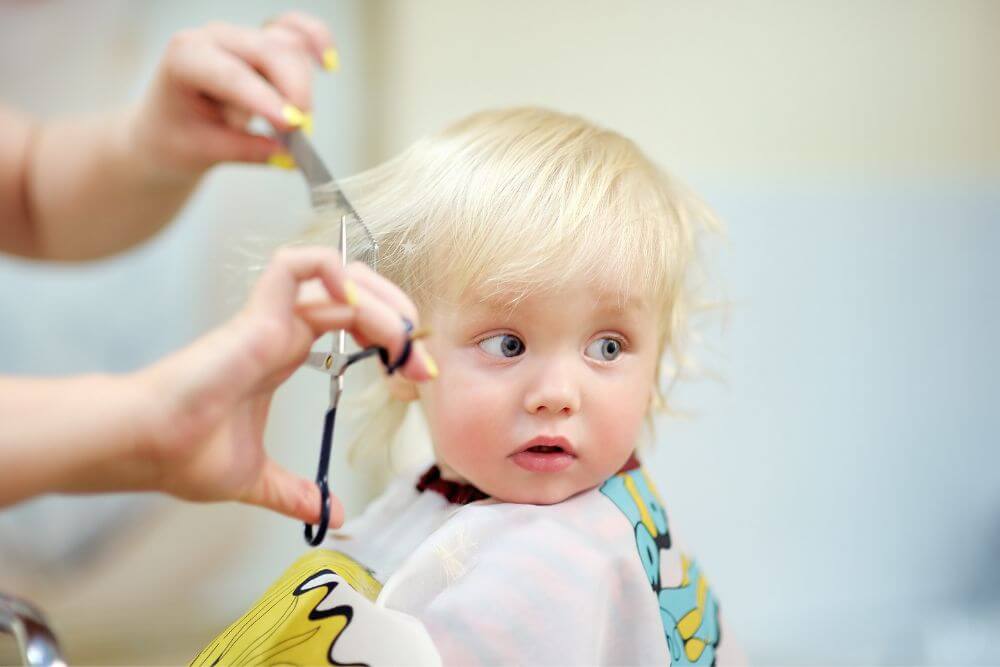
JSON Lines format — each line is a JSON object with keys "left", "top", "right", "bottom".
{"left": 432, "top": 364, "right": 511, "bottom": 465}
{"left": 590, "top": 372, "right": 651, "bottom": 457}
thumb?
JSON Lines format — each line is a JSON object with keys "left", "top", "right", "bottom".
{"left": 244, "top": 459, "right": 345, "bottom": 529}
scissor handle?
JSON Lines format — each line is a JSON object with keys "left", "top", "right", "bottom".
{"left": 378, "top": 318, "right": 415, "bottom": 374}
{"left": 301, "top": 318, "right": 416, "bottom": 547}
{"left": 303, "top": 481, "right": 332, "bottom": 547}
{"left": 304, "top": 406, "right": 336, "bottom": 546}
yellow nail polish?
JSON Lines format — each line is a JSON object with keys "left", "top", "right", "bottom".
{"left": 282, "top": 104, "right": 306, "bottom": 128}
{"left": 302, "top": 112, "right": 314, "bottom": 137}
{"left": 323, "top": 47, "right": 340, "bottom": 72}
{"left": 424, "top": 353, "right": 439, "bottom": 379}
{"left": 267, "top": 153, "right": 297, "bottom": 170}
{"left": 343, "top": 279, "right": 360, "bottom": 306}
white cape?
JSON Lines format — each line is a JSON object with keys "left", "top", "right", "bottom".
{"left": 192, "top": 465, "right": 732, "bottom": 666}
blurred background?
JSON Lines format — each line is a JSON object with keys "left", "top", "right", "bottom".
{"left": 0, "top": 0, "right": 997, "bottom": 664}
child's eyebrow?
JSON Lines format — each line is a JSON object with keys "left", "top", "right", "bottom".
{"left": 467, "top": 292, "right": 647, "bottom": 319}
{"left": 592, "top": 294, "right": 647, "bottom": 314}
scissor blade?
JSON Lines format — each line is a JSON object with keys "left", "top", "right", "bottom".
{"left": 331, "top": 215, "right": 348, "bottom": 406}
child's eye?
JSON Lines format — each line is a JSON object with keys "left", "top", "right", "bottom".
{"left": 478, "top": 334, "right": 526, "bottom": 358}
{"left": 585, "top": 337, "right": 624, "bottom": 362}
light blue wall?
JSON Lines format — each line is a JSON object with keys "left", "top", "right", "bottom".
{"left": 650, "top": 181, "right": 1000, "bottom": 663}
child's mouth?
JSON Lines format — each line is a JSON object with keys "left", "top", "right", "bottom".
{"left": 511, "top": 437, "right": 576, "bottom": 473}
{"left": 526, "top": 445, "right": 564, "bottom": 453}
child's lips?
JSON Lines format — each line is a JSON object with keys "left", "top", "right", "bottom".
{"left": 510, "top": 449, "right": 576, "bottom": 473}
{"left": 510, "top": 435, "right": 577, "bottom": 473}
{"left": 514, "top": 435, "right": 576, "bottom": 456}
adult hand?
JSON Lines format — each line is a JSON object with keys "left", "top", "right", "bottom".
{"left": 0, "top": 12, "right": 342, "bottom": 261}
{"left": 133, "top": 247, "right": 436, "bottom": 528}
{"left": 129, "top": 11, "right": 338, "bottom": 178}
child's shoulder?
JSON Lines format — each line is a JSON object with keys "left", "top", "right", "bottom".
{"left": 446, "top": 481, "right": 647, "bottom": 567}
{"left": 448, "top": 465, "right": 674, "bottom": 558}
{"left": 378, "top": 470, "right": 666, "bottom": 615}
{"left": 412, "top": 464, "right": 688, "bottom": 577}
{"left": 379, "top": 482, "right": 673, "bottom": 665}
{"left": 377, "top": 467, "right": 729, "bottom": 665}
{"left": 431, "top": 466, "right": 728, "bottom": 666}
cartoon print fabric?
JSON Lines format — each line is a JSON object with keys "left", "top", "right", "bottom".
{"left": 190, "top": 549, "right": 439, "bottom": 666}
{"left": 601, "top": 468, "right": 722, "bottom": 665}
{"left": 192, "top": 464, "right": 731, "bottom": 666}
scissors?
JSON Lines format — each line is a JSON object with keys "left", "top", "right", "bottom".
{"left": 282, "top": 130, "right": 420, "bottom": 546}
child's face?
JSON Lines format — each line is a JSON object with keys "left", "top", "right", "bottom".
{"left": 416, "top": 281, "right": 661, "bottom": 504}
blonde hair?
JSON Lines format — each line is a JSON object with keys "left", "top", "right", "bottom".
{"left": 301, "top": 107, "right": 721, "bottom": 472}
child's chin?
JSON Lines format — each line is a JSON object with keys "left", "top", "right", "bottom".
{"left": 490, "top": 481, "right": 590, "bottom": 505}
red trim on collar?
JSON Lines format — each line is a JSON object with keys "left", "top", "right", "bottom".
{"left": 416, "top": 466, "right": 489, "bottom": 505}
{"left": 618, "top": 452, "right": 641, "bottom": 473}
{"left": 416, "top": 452, "right": 642, "bottom": 505}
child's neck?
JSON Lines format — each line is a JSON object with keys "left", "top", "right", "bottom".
{"left": 436, "top": 460, "right": 467, "bottom": 483}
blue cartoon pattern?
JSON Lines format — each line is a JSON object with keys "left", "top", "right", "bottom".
{"left": 601, "top": 467, "right": 721, "bottom": 665}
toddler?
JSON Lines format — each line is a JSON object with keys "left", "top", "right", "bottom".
{"left": 192, "top": 107, "right": 738, "bottom": 666}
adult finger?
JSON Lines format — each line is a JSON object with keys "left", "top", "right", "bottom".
{"left": 190, "top": 123, "right": 284, "bottom": 164}
{"left": 164, "top": 35, "right": 301, "bottom": 131}
{"left": 267, "top": 11, "right": 337, "bottom": 69}
{"left": 221, "top": 105, "right": 253, "bottom": 132}
{"left": 207, "top": 22, "right": 314, "bottom": 114}
{"left": 342, "top": 263, "right": 437, "bottom": 379}
{"left": 250, "top": 247, "right": 353, "bottom": 317}
{"left": 297, "top": 283, "right": 435, "bottom": 383}
{"left": 251, "top": 247, "right": 435, "bottom": 381}
{"left": 244, "top": 459, "right": 345, "bottom": 528}
{"left": 343, "top": 261, "right": 418, "bottom": 324}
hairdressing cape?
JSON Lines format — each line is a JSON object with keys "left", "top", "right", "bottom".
{"left": 190, "top": 463, "right": 733, "bottom": 666}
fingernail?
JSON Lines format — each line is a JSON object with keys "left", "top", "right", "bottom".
{"left": 267, "top": 153, "right": 297, "bottom": 170}
{"left": 302, "top": 112, "right": 314, "bottom": 137}
{"left": 323, "top": 47, "right": 340, "bottom": 72}
{"left": 282, "top": 103, "right": 306, "bottom": 128}
{"left": 424, "top": 352, "right": 439, "bottom": 379}
{"left": 343, "top": 279, "right": 360, "bottom": 306}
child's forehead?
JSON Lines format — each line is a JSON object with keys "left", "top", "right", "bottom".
{"left": 448, "top": 282, "right": 650, "bottom": 320}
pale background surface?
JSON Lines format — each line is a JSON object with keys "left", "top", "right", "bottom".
{"left": 1, "top": 1, "right": 998, "bottom": 664}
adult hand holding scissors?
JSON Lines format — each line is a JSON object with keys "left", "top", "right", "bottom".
{"left": 0, "top": 248, "right": 438, "bottom": 528}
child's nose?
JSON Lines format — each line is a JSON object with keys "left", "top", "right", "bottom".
{"left": 522, "top": 366, "right": 581, "bottom": 416}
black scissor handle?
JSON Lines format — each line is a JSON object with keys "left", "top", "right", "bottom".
{"left": 377, "top": 317, "right": 414, "bottom": 375}
{"left": 304, "top": 480, "right": 331, "bottom": 546}
{"left": 302, "top": 317, "right": 417, "bottom": 546}
{"left": 304, "top": 406, "right": 337, "bottom": 546}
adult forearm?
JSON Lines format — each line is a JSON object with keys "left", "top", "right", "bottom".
{"left": 0, "top": 373, "right": 159, "bottom": 507}
{"left": 24, "top": 107, "right": 202, "bottom": 261}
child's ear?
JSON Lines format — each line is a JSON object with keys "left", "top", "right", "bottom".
{"left": 386, "top": 372, "right": 419, "bottom": 402}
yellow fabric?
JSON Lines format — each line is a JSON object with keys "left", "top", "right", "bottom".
{"left": 190, "top": 549, "right": 382, "bottom": 666}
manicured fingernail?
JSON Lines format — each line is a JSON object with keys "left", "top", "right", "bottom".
{"left": 343, "top": 279, "right": 360, "bottom": 306}
{"left": 282, "top": 103, "right": 306, "bottom": 128}
{"left": 323, "top": 47, "right": 340, "bottom": 72}
{"left": 302, "top": 112, "right": 314, "bottom": 137}
{"left": 424, "top": 352, "right": 439, "bottom": 379}
{"left": 267, "top": 153, "right": 297, "bottom": 170}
